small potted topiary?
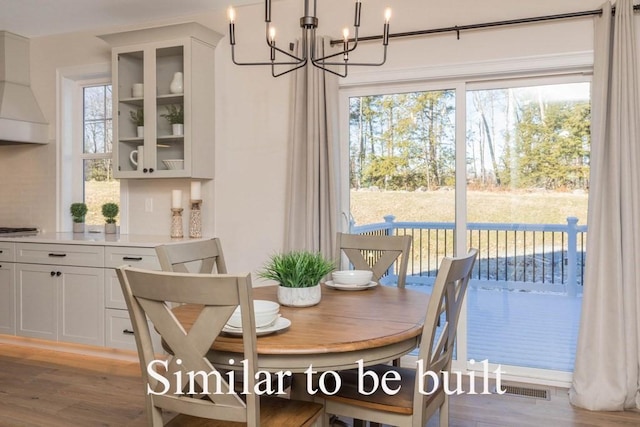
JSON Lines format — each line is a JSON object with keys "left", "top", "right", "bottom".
{"left": 70, "top": 202, "right": 88, "bottom": 233}
{"left": 161, "top": 104, "right": 184, "bottom": 136}
{"left": 101, "top": 202, "right": 119, "bottom": 234}
{"left": 130, "top": 109, "right": 144, "bottom": 138}
{"left": 258, "top": 251, "right": 335, "bottom": 307}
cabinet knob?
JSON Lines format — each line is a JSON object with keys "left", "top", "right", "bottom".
{"left": 56, "top": 271, "right": 62, "bottom": 276}
{"left": 50, "top": 271, "right": 56, "bottom": 276}
{"left": 149, "top": 168, "right": 154, "bottom": 173}
{"left": 143, "top": 168, "right": 148, "bottom": 173}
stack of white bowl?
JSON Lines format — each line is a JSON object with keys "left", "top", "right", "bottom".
{"left": 332, "top": 270, "right": 373, "bottom": 286}
{"left": 227, "top": 300, "right": 280, "bottom": 328}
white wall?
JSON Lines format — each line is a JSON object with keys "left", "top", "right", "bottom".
{"left": 0, "top": 0, "right": 604, "bottom": 275}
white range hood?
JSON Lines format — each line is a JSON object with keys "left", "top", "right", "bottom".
{"left": 0, "top": 31, "right": 48, "bottom": 144}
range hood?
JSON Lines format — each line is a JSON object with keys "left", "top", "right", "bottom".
{"left": 0, "top": 31, "right": 48, "bottom": 144}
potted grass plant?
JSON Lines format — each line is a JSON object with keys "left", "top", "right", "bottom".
{"left": 130, "top": 109, "right": 144, "bottom": 138}
{"left": 259, "top": 251, "right": 335, "bottom": 307}
{"left": 70, "top": 202, "right": 88, "bottom": 233}
{"left": 161, "top": 104, "right": 184, "bottom": 136}
{"left": 101, "top": 202, "right": 119, "bottom": 234}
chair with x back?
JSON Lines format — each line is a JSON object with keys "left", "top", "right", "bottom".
{"left": 156, "top": 237, "right": 227, "bottom": 274}
{"left": 320, "top": 248, "right": 478, "bottom": 427}
{"left": 116, "top": 267, "right": 323, "bottom": 427}
{"left": 335, "top": 232, "right": 412, "bottom": 288}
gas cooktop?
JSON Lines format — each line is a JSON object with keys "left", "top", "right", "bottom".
{"left": 0, "top": 227, "right": 39, "bottom": 236}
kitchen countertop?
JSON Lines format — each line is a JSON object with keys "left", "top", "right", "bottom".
{"left": 0, "top": 232, "right": 210, "bottom": 247}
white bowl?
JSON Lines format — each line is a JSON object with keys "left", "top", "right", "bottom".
{"left": 227, "top": 300, "right": 280, "bottom": 328}
{"left": 163, "top": 159, "right": 184, "bottom": 170}
{"left": 332, "top": 270, "right": 373, "bottom": 286}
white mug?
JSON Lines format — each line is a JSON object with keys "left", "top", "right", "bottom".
{"left": 130, "top": 146, "right": 144, "bottom": 170}
{"left": 132, "top": 83, "right": 144, "bottom": 98}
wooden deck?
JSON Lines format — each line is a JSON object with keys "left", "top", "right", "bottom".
{"left": 407, "top": 284, "right": 582, "bottom": 372}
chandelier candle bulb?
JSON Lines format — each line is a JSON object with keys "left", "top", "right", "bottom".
{"left": 383, "top": 8, "right": 391, "bottom": 45}
{"left": 171, "top": 190, "right": 182, "bottom": 209}
{"left": 228, "top": 7, "right": 236, "bottom": 45}
{"left": 355, "top": 0, "right": 362, "bottom": 27}
{"left": 342, "top": 28, "right": 349, "bottom": 60}
{"left": 269, "top": 27, "right": 276, "bottom": 61}
{"left": 190, "top": 181, "right": 201, "bottom": 200}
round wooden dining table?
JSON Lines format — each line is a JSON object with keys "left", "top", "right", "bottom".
{"left": 172, "top": 283, "right": 430, "bottom": 374}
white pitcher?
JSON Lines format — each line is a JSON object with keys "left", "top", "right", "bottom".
{"left": 130, "top": 145, "right": 144, "bottom": 171}
{"left": 169, "top": 72, "right": 183, "bottom": 94}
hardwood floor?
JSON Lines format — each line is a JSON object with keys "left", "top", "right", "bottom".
{"left": 0, "top": 341, "right": 639, "bottom": 427}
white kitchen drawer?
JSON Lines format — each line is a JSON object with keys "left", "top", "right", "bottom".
{"left": 105, "top": 308, "right": 162, "bottom": 353}
{"left": 104, "top": 246, "right": 160, "bottom": 270}
{"left": 16, "top": 243, "right": 104, "bottom": 268}
{"left": 0, "top": 242, "right": 15, "bottom": 262}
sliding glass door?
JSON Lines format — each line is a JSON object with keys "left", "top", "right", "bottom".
{"left": 341, "top": 75, "right": 590, "bottom": 382}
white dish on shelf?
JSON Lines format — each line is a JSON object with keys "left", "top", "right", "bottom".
{"left": 325, "top": 280, "right": 378, "bottom": 291}
{"left": 163, "top": 159, "right": 184, "bottom": 170}
{"left": 222, "top": 316, "right": 291, "bottom": 336}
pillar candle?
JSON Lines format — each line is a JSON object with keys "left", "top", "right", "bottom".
{"left": 171, "top": 190, "right": 182, "bottom": 208}
{"left": 191, "top": 181, "right": 202, "bottom": 200}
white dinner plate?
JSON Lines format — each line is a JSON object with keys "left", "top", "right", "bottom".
{"left": 222, "top": 317, "right": 291, "bottom": 336}
{"left": 325, "top": 280, "right": 378, "bottom": 291}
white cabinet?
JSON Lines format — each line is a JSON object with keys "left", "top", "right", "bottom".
{"left": 15, "top": 243, "right": 105, "bottom": 346}
{"left": 0, "top": 242, "right": 15, "bottom": 335}
{"left": 99, "top": 22, "right": 221, "bottom": 179}
{"left": 0, "top": 261, "right": 15, "bottom": 335}
{"left": 104, "top": 246, "right": 162, "bottom": 352}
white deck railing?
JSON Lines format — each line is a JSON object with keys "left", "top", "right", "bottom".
{"left": 351, "top": 215, "right": 587, "bottom": 296}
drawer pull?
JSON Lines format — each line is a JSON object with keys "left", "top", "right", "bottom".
{"left": 48, "top": 253, "right": 67, "bottom": 258}
{"left": 122, "top": 256, "right": 143, "bottom": 261}
{"left": 122, "top": 329, "right": 135, "bottom": 335}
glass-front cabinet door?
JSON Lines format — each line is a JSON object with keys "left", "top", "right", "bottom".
{"left": 101, "top": 23, "right": 221, "bottom": 179}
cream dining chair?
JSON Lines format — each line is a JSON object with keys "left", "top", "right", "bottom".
{"left": 155, "top": 237, "right": 227, "bottom": 274}
{"left": 335, "top": 232, "right": 412, "bottom": 288}
{"left": 116, "top": 266, "right": 323, "bottom": 427}
{"left": 320, "top": 248, "right": 478, "bottom": 427}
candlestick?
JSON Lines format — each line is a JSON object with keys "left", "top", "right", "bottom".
{"left": 190, "top": 181, "right": 202, "bottom": 200}
{"left": 171, "top": 190, "right": 182, "bottom": 209}
{"left": 171, "top": 208, "right": 184, "bottom": 238}
{"left": 189, "top": 199, "right": 202, "bottom": 239}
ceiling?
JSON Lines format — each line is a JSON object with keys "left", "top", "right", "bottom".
{"left": 0, "top": 0, "right": 259, "bottom": 38}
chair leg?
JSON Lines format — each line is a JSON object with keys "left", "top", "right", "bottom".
{"left": 353, "top": 420, "right": 366, "bottom": 427}
{"left": 439, "top": 398, "right": 449, "bottom": 427}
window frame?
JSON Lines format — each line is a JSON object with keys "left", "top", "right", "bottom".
{"left": 57, "top": 63, "right": 128, "bottom": 233}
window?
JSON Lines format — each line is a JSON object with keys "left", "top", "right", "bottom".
{"left": 58, "top": 63, "right": 124, "bottom": 233}
{"left": 82, "top": 84, "right": 119, "bottom": 226}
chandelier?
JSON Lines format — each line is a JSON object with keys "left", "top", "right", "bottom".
{"left": 227, "top": 0, "right": 391, "bottom": 78}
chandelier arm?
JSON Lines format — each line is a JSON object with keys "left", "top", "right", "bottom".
{"left": 272, "top": 58, "right": 309, "bottom": 77}
{"left": 312, "top": 47, "right": 387, "bottom": 67}
{"left": 310, "top": 61, "right": 348, "bottom": 78}
{"left": 231, "top": 45, "right": 306, "bottom": 66}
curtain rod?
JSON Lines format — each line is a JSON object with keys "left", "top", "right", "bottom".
{"left": 330, "top": 5, "right": 640, "bottom": 46}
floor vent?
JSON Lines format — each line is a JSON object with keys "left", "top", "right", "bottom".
{"left": 494, "top": 384, "right": 550, "bottom": 400}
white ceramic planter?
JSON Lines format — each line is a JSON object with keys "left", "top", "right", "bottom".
{"left": 172, "top": 123, "right": 184, "bottom": 136}
{"left": 72, "top": 222, "right": 85, "bottom": 233}
{"left": 105, "top": 223, "right": 117, "bottom": 234}
{"left": 277, "top": 284, "right": 321, "bottom": 307}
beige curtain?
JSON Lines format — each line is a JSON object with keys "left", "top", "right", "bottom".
{"left": 570, "top": 0, "right": 640, "bottom": 411}
{"left": 284, "top": 37, "right": 341, "bottom": 258}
